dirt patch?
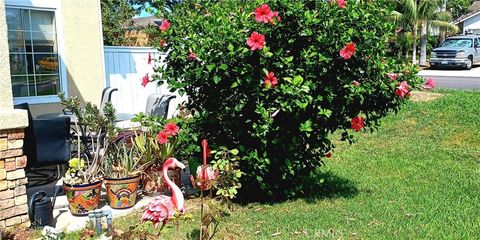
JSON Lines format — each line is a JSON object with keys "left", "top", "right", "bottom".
{"left": 1, "top": 228, "right": 36, "bottom": 240}
{"left": 410, "top": 91, "right": 443, "bottom": 102}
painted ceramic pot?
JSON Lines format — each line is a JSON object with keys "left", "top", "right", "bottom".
{"left": 104, "top": 175, "right": 140, "bottom": 209}
{"left": 142, "top": 164, "right": 181, "bottom": 196}
{"left": 63, "top": 180, "right": 102, "bottom": 216}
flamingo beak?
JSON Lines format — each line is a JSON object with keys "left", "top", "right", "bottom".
{"left": 176, "top": 161, "right": 186, "bottom": 170}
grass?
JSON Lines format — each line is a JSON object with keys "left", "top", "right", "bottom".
{"left": 64, "top": 90, "right": 480, "bottom": 239}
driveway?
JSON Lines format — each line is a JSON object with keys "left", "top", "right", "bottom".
{"left": 418, "top": 66, "right": 480, "bottom": 90}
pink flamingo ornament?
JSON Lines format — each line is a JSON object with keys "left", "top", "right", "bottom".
{"left": 142, "top": 157, "right": 186, "bottom": 231}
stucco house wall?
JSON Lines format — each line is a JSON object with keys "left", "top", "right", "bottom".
{"left": 5, "top": 0, "right": 105, "bottom": 117}
{"left": 0, "top": 0, "right": 30, "bottom": 229}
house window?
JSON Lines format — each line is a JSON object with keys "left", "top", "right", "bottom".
{"left": 6, "top": 7, "right": 61, "bottom": 98}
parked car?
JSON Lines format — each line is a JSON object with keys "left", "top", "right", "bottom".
{"left": 430, "top": 35, "right": 480, "bottom": 70}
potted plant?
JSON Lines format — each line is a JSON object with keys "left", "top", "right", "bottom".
{"left": 133, "top": 122, "right": 181, "bottom": 196}
{"left": 102, "top": 140, "right": 148, "bottom": 209}
{"left": 59, "top": 93, "right": 117, "bottom": 215}
{"left": 132, "top": 113, "right": 199, "bottom": 196}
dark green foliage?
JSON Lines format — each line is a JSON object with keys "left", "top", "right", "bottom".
{"left": 101, "top": 0, "right": 136, "bottom": 46}
{"left": 448, "top": 0, "right": 474, "bottom": 19}
{"left": 153, "top": 0, "right": 421, "bottom": 200}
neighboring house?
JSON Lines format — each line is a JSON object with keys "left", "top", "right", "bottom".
{"left": 453, "top": 1, "right": 480, "bottom": 35}
{"left": 125, "top": 16, "right": 161, "bottom": 47}
{"left": 2, "top": 0, "right": 105, "bottom": 117}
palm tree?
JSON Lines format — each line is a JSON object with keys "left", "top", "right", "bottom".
{"left": 392, "top": 0, "right": 459, "bottom": 65}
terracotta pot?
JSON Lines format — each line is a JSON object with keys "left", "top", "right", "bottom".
{"left": 104, "top": 175, "right": 140, "bottom": 209}
{"left": 63, "top": 180, "right": 102, "bottom": 216}
{"left": 142, "top": 164, "right": 182, "bottom": 196}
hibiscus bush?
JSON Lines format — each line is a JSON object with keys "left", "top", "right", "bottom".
{"left": 149, "top": 0, "right": 422, "bottom": 199}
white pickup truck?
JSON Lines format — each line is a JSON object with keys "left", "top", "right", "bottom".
{"left": 430, "top": 35, "right": 480, "bottom": 70}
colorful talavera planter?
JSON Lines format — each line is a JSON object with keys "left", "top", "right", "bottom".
{"left": 142, "top": 164, "right": 181, "bottom": 196}
{"left": 63, "top": 180, "right": 102, "bottom": 216}
{"left": 104, "top": 175, "right": 140, "bottom": 209}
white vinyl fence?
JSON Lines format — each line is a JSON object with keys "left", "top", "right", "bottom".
{"left": 104, "top": 46, "right": 185, "bottom": 117}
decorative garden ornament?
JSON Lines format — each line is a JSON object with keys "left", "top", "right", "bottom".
{"left": 142, "top": 157, "right": 185, "bottom": 231}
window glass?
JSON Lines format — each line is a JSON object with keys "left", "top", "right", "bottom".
{"left": 9, "top": 53, "right": 27, "bottom": 75}
{"left": 7, "top": 31, "right": 25, "bottom": 53}
{"left": 31, "top": 32, "right": 56, "bottom": 53}
{"left": 30, "top": 10, "right": 54, "bottom": 32}
{"left": 6, "top": 8, "right": 22, "bottom": 30}
{"left": 441, "top": 39, "right": 472, "bottom": 48}
{"left": 34, "top": 54, "right": 58, "bottom": 73}
{"left": 6, "top": 8, "right": 60, "bottom": 98}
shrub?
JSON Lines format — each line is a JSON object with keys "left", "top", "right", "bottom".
{"left": 150, "top": 0, "right": 422, "bottom": 199}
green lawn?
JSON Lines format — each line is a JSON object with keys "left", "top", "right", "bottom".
{"left": 66, "top": 90, "right": 480, "bottom": 239}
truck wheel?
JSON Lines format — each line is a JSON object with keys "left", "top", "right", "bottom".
{"left": 465, "top": 57, "right": 473, "bottom": 70}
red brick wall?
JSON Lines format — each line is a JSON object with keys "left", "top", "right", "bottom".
{"left": 0, "top": 128, "right": 30, "bottom": 229}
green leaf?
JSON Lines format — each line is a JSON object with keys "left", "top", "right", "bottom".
{"left": 300, "top": 120, "right": 313, "bottom": 132}
{"left": 227, "top": 44, "right": 234, "bottom": 52}
{"left": 230, "top": 149, "right": 239, "bottom": 155}
{"left": 213, "top": 76, "right": 221, "bottom": 84}
{"left": 219, "top": 64, "right": 228, "bottom": 70}
{"left": 293, "top": 75, "right": 304, "bottom": 85}
{"left": 262, "top": 68, "right": 269, "bottom": 75}
{"left": 207, "top": 64, "right": 215, "bottom": 72}
{"left": 318, "top": 108, "right": 333, "bottom": 118}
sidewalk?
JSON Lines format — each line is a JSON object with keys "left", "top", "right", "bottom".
{"left": 417, "top": 67, "right": 480, "bottom": 90}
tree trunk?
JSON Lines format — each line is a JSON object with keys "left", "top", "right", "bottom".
{"left": 420, "top": 19, "right": 428, "bottom": 66}
{"left": 413, "top": 24, "right": 418, "bottom": 64}
{"left": 440, "top": 0, "right": 447, "bottom": 43}
{"left": 440, "top": 30, "right": 446, "bottom": 43}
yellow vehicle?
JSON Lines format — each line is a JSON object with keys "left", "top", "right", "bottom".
{"left": 38, "top": 57, "right": 58, "bottom": 71}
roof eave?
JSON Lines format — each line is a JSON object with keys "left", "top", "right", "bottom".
{"left": 453, "top": 11, "right": 480, "bottom": 25}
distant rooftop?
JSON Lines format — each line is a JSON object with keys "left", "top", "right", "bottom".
{"left": 453, "top": 1, "right": 480, "bottom": 24}
{"left": 128, "top": 16, "right": 162, "bottom": 28}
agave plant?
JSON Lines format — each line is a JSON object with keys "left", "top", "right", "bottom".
{"left": 103, "top": 140, "right": 148, "bottom": 179}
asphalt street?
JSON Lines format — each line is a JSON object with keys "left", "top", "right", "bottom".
{"left": 418, "top": 66, "right": 480, "bottom": 90}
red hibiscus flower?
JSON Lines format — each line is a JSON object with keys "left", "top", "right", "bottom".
{"left": 147, "top": 53, "right": 152, "bottom": 65}
{"left": 351, "top": 116, "right": 364, "bottom": 131}
{"left": 422, "top": 78, "right": 436, "bottom": 90}
{"left": 246, "top": 32, "right": 265, "bottom": 51}
{"left": 337, "top": 0, "right": 346, "bottom": 8}
{"left": 188, "top": 52, "right": 196, "bottom": 61}
{"left": 339, "top": 42, "right": 356, "bottom": 60}
{"left": 160, "top": 39, "right": 166, "bottom": 48}
{"left": 387, "top": 72, "right": 398, "bottom": 81}
{"left": 164, "top": 122, "right": 179, "bottom": 136}
{"left": 352, "top": 80, "right": 361, "bottom": 86}
{"left": 157, "top": 131, "right": 169, "bottom": 144}
{"left": 159, "top": 19, "right": 170, "bottom": 31}
{"left": 395, "top": 81, "right": 410, "bottom": 98}
{"left": 264, "top": 71, "right": 278, "bottom": 88}
{"left": 272, "top": 11, "right": 281, "bottom": 23}
{"left": 254, "top": 4, "right": 274, "bottom": 23}
{"left": 141, "top": 74, "right": 149, "bottom": 87}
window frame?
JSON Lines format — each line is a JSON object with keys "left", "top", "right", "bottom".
{"left": 6, "top": 0, "right": 68, "bottom": 105}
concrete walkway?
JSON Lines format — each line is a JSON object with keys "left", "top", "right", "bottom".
{"left": 27, "top": 179, "right": 151, "bottom": 233}
{"left": 418, "top": 66, "right": 480, "bottom": 89}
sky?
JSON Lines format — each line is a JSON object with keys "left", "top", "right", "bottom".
{"left": 133, "top": 3, "right": 155, "bottom": 18}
